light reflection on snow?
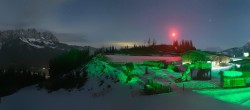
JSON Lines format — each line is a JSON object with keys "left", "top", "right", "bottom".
{"left": 212, "top": 65, "right": 232, "bottom": 70}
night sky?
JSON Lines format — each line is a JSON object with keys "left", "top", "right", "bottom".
{"left": 0, "top": 0, "right": 250, "bottom": 49}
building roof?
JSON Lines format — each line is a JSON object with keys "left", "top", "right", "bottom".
{"left": 182, "top": 50, "right": 213, "bottom": 57}
{"left": 222, "top": 71, "right": 243, "bottom": 77}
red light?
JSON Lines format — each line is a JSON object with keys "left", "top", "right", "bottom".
{"left": 166, "top": 28, "right": 179, "bottom": 41}
{"left": 171, "top": 32, "right": 177, "bottom": 40}
{"left": 172, "top": 33, "right": 176, "bottom": 37}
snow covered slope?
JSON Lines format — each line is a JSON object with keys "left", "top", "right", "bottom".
{"left": 0, "top": 85, "right": 249, "bottom": 110}
{"left": 0, "top": 56, "right": 249, "bottom": 110}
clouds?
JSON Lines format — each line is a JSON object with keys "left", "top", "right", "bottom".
{"left": 0, "top": 0, "right": 250, "bottom": 49}
{"left": 0, "top": 0, "right": 69, "bottom": 29}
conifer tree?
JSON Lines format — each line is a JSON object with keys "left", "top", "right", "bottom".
{"left": 148, "top": 38, "right": 151, "bottom": 46}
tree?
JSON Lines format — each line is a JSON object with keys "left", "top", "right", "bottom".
{"left": 173, "top": 40, "right": 178, "bottom": 48}
{"left": 181, "top": 40, "right": 185, "bottom": 48}
{"left": 152, "top": 39, "right": 157, "bottom": 46}
{"left": 111, "top": 45, "right": 115, "bottom": 52}
{"left": 148, "top": 38, "right": 151, "bottom": 46}
{"left": 134, "top": 44, "right": 137, "bottom": 48}
{"left": 49, "top": 49, "right": 90, "bottom": 78}
{"left": 185, "top": 40, "right": 190, "bottom": 48}
{"left": 189, "top": 40, "right": 194, "bottom": 49}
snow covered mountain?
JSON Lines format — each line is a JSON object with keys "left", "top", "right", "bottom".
{"left": 243, "top": 41, "right": 250, "bottom": 51}
{"left": 222, "top": 42, "right": 250, "bottom": 57}
{"left": 0, "top": 29, "right": 95, "bottom": 68}
{"left": 0, "top": 29, "right": 59, "bottom": 49}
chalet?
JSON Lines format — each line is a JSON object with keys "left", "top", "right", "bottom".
{"left": 209, "top": 53, "right": 231, "bottom": 66}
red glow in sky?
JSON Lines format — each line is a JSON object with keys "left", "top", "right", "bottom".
{"left": 172, "top": 33, "right": 176, "bottom": 37}
{"left": 166, "top": 27, "right": 179, "bottom": 42}
{"left": 171, "top": 32, "right": 177, "bottom": 40}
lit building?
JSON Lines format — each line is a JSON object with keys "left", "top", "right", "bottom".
{"left": 182, "top": 50, "right": 230, "bottom": 67}
{"left": 182, "top": 50, "right": 214, "bottom": 64}
{"left": 243, "top": 52, "right": 249, "bottom": 57}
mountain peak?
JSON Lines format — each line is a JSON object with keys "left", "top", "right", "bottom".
{"left": 244, "top": 41, "right": 250, "bottom": 45}
{"left": 243, "top": 41, "right": 250, "bottom": 51}
{"left": 0, "top": 28, "right": 59, "bottom": 42}
{"left": 222, "top": 41, "right": 250, "bottom": 57}
{"left": 0, "top": 29, "right": 59, "bottom": 48}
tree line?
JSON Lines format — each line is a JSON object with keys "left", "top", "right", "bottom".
{"left": 0, "top": 68, "right": 44, "bottom": 97}
{"left": 0, "top": 49, "right": 92, "bottom": 97}
{"left": 39, "top": 49, "right": 91, "bottom": 92}
{"left": 173, "top": 39, "right": 196, "bottom": 53}
{"left": 95, "top": 38, "right": 196, "bottom": 55}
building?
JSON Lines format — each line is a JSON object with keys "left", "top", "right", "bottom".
{"left": 182, "top": 50, "right": 214, "bottom": 64}
{"left": 209, "top": 53, "right": 231, "bottom": 66}
{"left": 219, "top": 71, "right": 246, "bottom": 88}
{"left": 40, "top": 68, "right": 50, "bottom": 79}
{"left": 182, "top": 50, "right": 231, "bottom": 67}
{"left": 243, "top": 52, "right": 249, "bottom": 57}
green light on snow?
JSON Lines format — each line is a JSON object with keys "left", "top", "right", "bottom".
{"left": 117, "top": 72, "right": 128, "bottom": 83}
{"left": 194, "top": 88, "right": 250, "bottom": 108}
{"left": 128, "top": 77, "right": 143, "bottom": 85}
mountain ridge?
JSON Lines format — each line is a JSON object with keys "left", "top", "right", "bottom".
{"left": 0, "top": 29, "right": 96, "bottom": 68}
{"left": 222, "top": 42, "right": 250, "bottom": 57}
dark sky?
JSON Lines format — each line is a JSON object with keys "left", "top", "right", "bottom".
{"left": 0, "top": 0, "right": 250, "bottom": 49}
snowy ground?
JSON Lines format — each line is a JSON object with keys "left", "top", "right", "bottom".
{"left": 194, "top": 88, "right": 250, "bottom": 108}
{"left": 1, "top": 57, "right": 249, "bottom": 110}
{"left": 192, "top": 65, "right": 250, "bottom": 108}
{"left": 0, "top": 84, "right": 249, "bottom": 110}
{"left": 136, "top": 65, "right": 228, "bottom": 90}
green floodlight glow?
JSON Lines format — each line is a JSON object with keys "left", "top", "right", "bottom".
{"left": 117, "top": 72, "right": 144, "bottom": 86}
{"left": 193, "top": 61, "right": 212, "bottom": 69}
{"left": 242, "top": 71, "right": 250, "bottom": 78}
{"left": 129, "top": 77, "right": 144, "bottom": 85}
{"left": 117, "top": 72, "right": 128, "bottom": 83}
{"left": 220, "top": 71, "right": 246, "bottom": 88}
{"left": 144, "top": 79, "right": 171, "bottom": 94}
{"left": 166, "top": 64, "right": 175, "bottom": 71}
{"left": 194, "top": 88, "right": 250, "bottom": 108}
{"left": 153, "top": 71, "right": 168, "bottom": 79}
{"left": 222, "top": 71, "right": 243, "bottom": 77}
{"left": 143, "top": 61, "right": 165, "bottom": 68}
{"left": 177, "top": 81, "right": 217, "bottom": 89}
